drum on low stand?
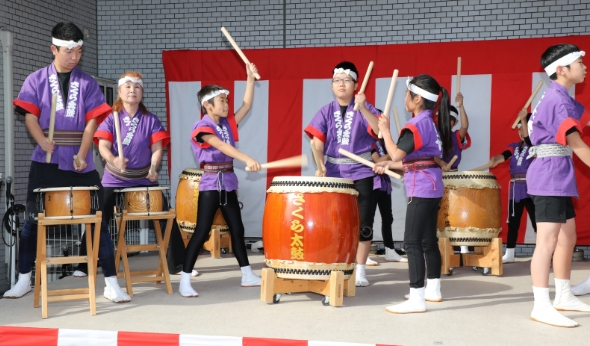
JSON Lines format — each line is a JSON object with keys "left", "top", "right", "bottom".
{"left": 260, "top": 176, "right": 359, "bottom": 306}
{"left": 436, "top": 171, "right": 503, "bottom": 276}
{"left": 34, "top": 186, "right": 99, "bottom": 219}
{"left": 116, "top": 186, "right": 169, "bottom": 215}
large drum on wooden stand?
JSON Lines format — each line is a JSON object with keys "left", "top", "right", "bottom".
{"left": 175, "top": 168, "right": 228, "bottom": 234}
{"left": 34, "top": 186, "right": 99, "bottom": 218}
{"left": 437, "top": 171, "right": 502, "bottom": 246}
{"left": 262, "top": 176, "right": 360, "bottom": 280}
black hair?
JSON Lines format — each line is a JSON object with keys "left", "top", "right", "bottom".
{"left": 333, "top": 61, "right": 358, "bottom": 82}
{"left": 408, "top": 74, "right": 453, "bottom": 158}
{"left": 197, "top": 84, "right": 227, "bottom": 114}
{"left": 51, "top": 22, "right": 84, "bottom": 51}
{"left": 541, "top": 44, "right": 581, "bottom": 80}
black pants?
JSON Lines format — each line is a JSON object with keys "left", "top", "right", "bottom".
{"left": 404, "top": 197, "right": 441, "bottom": 288}
{"left": 506, "top": 197, "right": 537, "bottom": 249}
{"left": 375, "top": 189, "right": 394, "bottom": 249}
{"left": 354, "top": 177, "right": 377, "bottom": 241}
{"left": 183, "top": 190, "right": 249, "bottom": 273}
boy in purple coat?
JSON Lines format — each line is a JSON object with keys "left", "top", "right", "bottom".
{"left": 527, "top": 44, "right": 590, "bottom": 327}
{"left": 375, "top": 74, "right": 454, "bottom": 314}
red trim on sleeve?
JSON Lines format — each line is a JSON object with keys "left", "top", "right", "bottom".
{"left": 366, "top": 113, "right": 380, "bottom": 139}
{"left": 304, "top": 125, "right": 326, "bottom": 143}
{"left": 191, "top": 126, "right": 215, "bottom": 149}
{"left": 85, "top": 103, "right": 112, "bottom": 125}
{"left": 13, "top": 99, "right": 40, "bottom": 117}
{"left": 580, "top": 109, "right": 590, "bottom": 128}
{"left": 456, "top": 131, "right": 471, "bottom": 150}
{"left": 403, "top": 123, "right": 423, "bottom": 151}
{"left": 227, "top": 113, "right": 239, "bottom": 142}
{"left": 93, "top": 129, "right": 113, "bottom": 146}
{"left": 150, "top": 130, "right": 171, "bottom": 148}
{"left": 557, "top": 118, "right": 582, "bottom": 146}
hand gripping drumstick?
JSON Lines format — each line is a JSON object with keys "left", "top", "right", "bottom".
{"left": 113, "top": 111, "right": 125, "bottom": 172}
{"left": 511, "top": 80, "right": 544, "bottom": 129}
{"left": 310, "top": 139, "right": 324, "bottom": 175}
{"left": 338, "top": 148, "right": 402, "bottom": 180}
{"left": 468, "top": 161, "right": 494, "bottom": 172}
{"left": 221, "top": 27, "right": 261, "bottom": 80}
{"left": 353, "top": 61, "right": 374, "bottom": 111}
{"left": 245, "top": 155, "right": 308, "bottom": 171}
{"left": 393, "top": 106, "right": 402, "bottom": 136}
{"left": 73, "top": 155, "right": 81, "bottom": 168}
{"left": 46, "top": 93, "right": 57, "bottom": 163}
{"left": 456, "top": 57, "right": 462, "bottom": 95}
{"left": 378, "top": 69, "right": 399, "bottom": 139}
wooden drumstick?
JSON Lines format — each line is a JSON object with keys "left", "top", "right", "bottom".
{"left": 393, "top": 106, "right": 402, "bottom": 136}
{"left": 113, "top": 111, "right": 125, "bottom": 172}
{"left": 149, "top": 164, "right": 156, "bottom": 177}
{"left": 310, "top": 139, "right": 324, "bottom": 174}
{"left": 379, "top": 69, "right": 399, "bottom": 139}
{"left": 511, "top": 80, "right": 544, "bottom": 129}
{"left": 353, "top": 61, "right": 374, "bottom": 111}
{"left": 221, "top": 27, "right": 261, "bottom": 80}
{"left": 445, "top": 155, "right": 458, "bottom": 171}
{"left": 338, "top": 148, "right": 402, "bottom": 180}
{"left": 73, "top": 155, "right": 81, "bottom": 168}
{"left": 456, "top": 57, "right": 462, "bottom": 95}
{"left": 245, "top": 155, "right": 308, "bottom": 171}
{"left": 46, "top": 93, "right": 57, "bottom": 163}
{"left": 468, "top": 161, "right": 494, "bottom": 172}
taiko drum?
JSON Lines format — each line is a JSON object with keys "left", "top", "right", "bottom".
{"left": 118, "top": 186, "right": 168, "bottom": 214}
{"left": 175, "top": 168, "right": 228, "bottom": 234}
{"left": 34, "top": 186, "right": 98, "bottom": 218}
{"left": 437, "top": 171, "right": 502, "bottom": 246}
{"left": 262, "top": 176, "right": 360, "bottom": 280}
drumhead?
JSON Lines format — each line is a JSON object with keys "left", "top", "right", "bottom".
{"left": 179, "top": 168, "right": 203, "bottom": 180}
{"left": 34, "top": 186, "right": 99, "bottom": 192}
{"left": 442, "top": 171, "right": 500, "bottom": 189}
{"left": 115, "top": 186, "right": 170, "bottom": 192}
{"left": 267, "top": 176, "right": 358, "bottom": 195}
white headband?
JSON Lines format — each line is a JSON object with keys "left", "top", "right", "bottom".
{"left": 406, "top": 77, "right": 439, "bottom": 102}
{"left": 200, "top": 89, "right": 229, "bottom": 105}
{"left": 52, "top": 37, "right": 83, "bottom": 50}
{"left": 544, "top": 51, "right": 585, "bottom": 76}
{"left": 333, "top": 68, "right": 358, "bottom": 81}
{"left": 118, "top": 76, "right": 144, "bottom": 87}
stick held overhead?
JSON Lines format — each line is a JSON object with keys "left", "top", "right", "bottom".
{"left": 221, "top": 27, "right": 261, "bottom": 80}
{"left": 379, "top": 69, "right": 399, "bottom": 139}
{"left": 353, "top": 61, "right": 374, "bottom": 111}
{"left": 511, "top": 80, "right": 544, "bottom": 129}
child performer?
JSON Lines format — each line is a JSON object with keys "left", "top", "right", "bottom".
{"left": 374, "top": 74, "right": 453, "bottom": 313}
{"left": 180, "top": 63, "right": 262, "bottom": 297}
{"left": 528, "top": 44, "right": 590, "bottom": 327}
{"left": 366, "top": 138, "right": 407, "bottom": 265}
{"left": 305, "top": 61, "right": 380, "bottom": 287}
{"left": 3, "top": 22, "right": 121, "bottom": 300}
{"left": 487, "top": 110, "right": 536, "bottom": 264}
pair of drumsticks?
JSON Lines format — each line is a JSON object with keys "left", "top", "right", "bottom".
{"left": 45, "top": 94, "right": 85, "bottom": 168}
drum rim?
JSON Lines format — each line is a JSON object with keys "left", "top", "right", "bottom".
{"left": 180, "top": 168, "right": 203, "bottom": 174}
{"left": 442, "top": 170, "right": 496, "bottom": 177}
{"left": 115, "top": 186, "right": 170, "bottom": 192}
{"left": 34, "top": 186, "right": 99, "bottom": 192}
{"left": 270, "top": 176, "right": 354, "bottom": 184}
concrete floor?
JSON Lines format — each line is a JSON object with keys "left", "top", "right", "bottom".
{"left": 1, "top": 251, "right": 589, "bottom": 346}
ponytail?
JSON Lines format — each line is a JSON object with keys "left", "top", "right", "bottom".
{"left": 437, "top": 87, "right": 453, "bottom": 158}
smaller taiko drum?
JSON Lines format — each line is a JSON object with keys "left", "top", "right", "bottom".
{"left": 437, "top": 171, "right": 502, "bottom": 246}
{"left": 116, "top": 186, "right": 169, "bottom": 215}
{"left": 34, "top": 186, "right": 99, "bottom": 219}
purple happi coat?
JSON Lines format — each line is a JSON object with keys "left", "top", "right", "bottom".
{"left": 401, "top": 109, "right": 444, "bottom": 198}
{"left": 191, "top": 114, "right": 239, "bottom": 192}
{"left": 506, "top": 141, "right": 533, "bottom": 202}
{"left": 441, "top": 130, "right": 471, "bottom": 170}
{"left": 14, "top": 63, "right": 111, "bottom": 173}
{"left": 304, "top": 98, "right": 379, "bottom": 181}
{"left": 95, "top": 109, "right": 170, "bottom": 187}
{"left": 372, "top": 139, "right": 392, "bottom": 194}
{"left": 527, "top": 81, "right": 590, "bottom": 197}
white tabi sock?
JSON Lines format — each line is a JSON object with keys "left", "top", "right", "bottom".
{"left": 179, "top": 271, "right": 198, "bottom": 297}
{"left": 531, "top": 286, "right": 578, "bottom": 327}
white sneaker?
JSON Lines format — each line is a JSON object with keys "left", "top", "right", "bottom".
{"left": 572, "top": 275, "right": 590, "bottom": 296}
{"left": 73, "top": 270, "right": 87, "bottom": 277}
{"left": 366, "top": 257, "right": 379, "bottom": 266}
{"left": 240, "top": 265, "right": 261, "bottom": 287}
{"left": 385, "top": 248, "right": 408, "bottom": 263}
{"left": 104, "top": 277, "right": 131, "bottom": 303}
{"left": 3, "top": 272, "right": 32, "bottom": 298}
{"left": 553, "top": 278, "right": 590, "bottom": 312}
{"left": 531, "top": 286, "right": 578, "bottom": 327}
{"left": 387, "top": 287, "right": 426, "bottom": 314}
{"left": 502, "top": 248, "right": 515, "bottom": 263}
{"left": 179, "top": 272, "right": 198, "bottom": 297}
{"left": 355, "top": 264, "right": 369, "bottom": 287}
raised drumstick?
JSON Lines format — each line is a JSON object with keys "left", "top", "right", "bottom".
{"left": 221, "top": 27, "right": 261, "bottom": 80}
{"left": 393, "top": 106, "right": 402, "bottom": 136}
{"left": 379, "top": 69, "right": 399, "bottom": 139}
{"left": 245, "top": 155, "right": 308, "bottom": 171}
{"left": 468, "top": 161, "right": 494, "bottom": 172}
{"left": 310, "top": 139, "right": 324, "bottom": 175}
{"left": 113, "top": 111, "right": 125, "bottom": 172}
{"left": 445, "top": 155, "right": 458, "bottom": 171}
{"left": 46, "top": 93, "right": 57, "bottom": 163}
{"left": 511, "top": 80, "right": 544, "bottom": 129}
{"left": 456, "top": 57, "right": 462, "bottom": 95}
{"left": 353, "top": 61, "right": 374, "bottom": 111}
{"left": 338, "top": 148, "right": 402, "bottom": 180}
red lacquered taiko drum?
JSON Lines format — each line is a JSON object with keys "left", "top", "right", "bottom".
{"left": 262, "top": 176, "right": 360, "bottom": 280}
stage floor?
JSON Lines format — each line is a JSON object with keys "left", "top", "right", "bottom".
{"left": 1, "top": 251, "right": 589, "bottom": 345}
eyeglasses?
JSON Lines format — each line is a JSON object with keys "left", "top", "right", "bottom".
{"left": 332, "top": 78, "right": 354, "bottom": 85}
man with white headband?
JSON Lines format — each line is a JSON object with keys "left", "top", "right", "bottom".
{"left": 527, "top": 43, "right": 590, "bottom": 327}
{"left": 305, "top": 61, "right": 383, "bottom": 288}
{"left": 5, "top": 22, "right": 112, "bottom": 300}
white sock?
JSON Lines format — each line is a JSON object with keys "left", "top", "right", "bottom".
{"left": 355, "top": 264, "right": 369, "bottom": 287}
{"left": 179, "top": 272, "right": 198, "bottom": 297}
{"left": 104, "top": 277, "right": 131, "bottom": 303}
{"left": 240, "top": 265, "right": 261, "bottom": 287}
{"left": 502, "top": 248, "right": 515, "bottom": 263}
{"left": 553, "top": 278, "right": 590, "bottom": 312}
{"left": 460, "top": 246, "right": 470, "bottom": 254}
{"left": 572, "top": 275, "right": 590, "bottom": 296}
{"left": 3, "top": 272, "right": 32, "bottom": 298}
{"left": 531, "top": 286, "right": 578, "bottom": 327}
{"left": 386, "top": 287, "right": 426, "bottom": 314}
